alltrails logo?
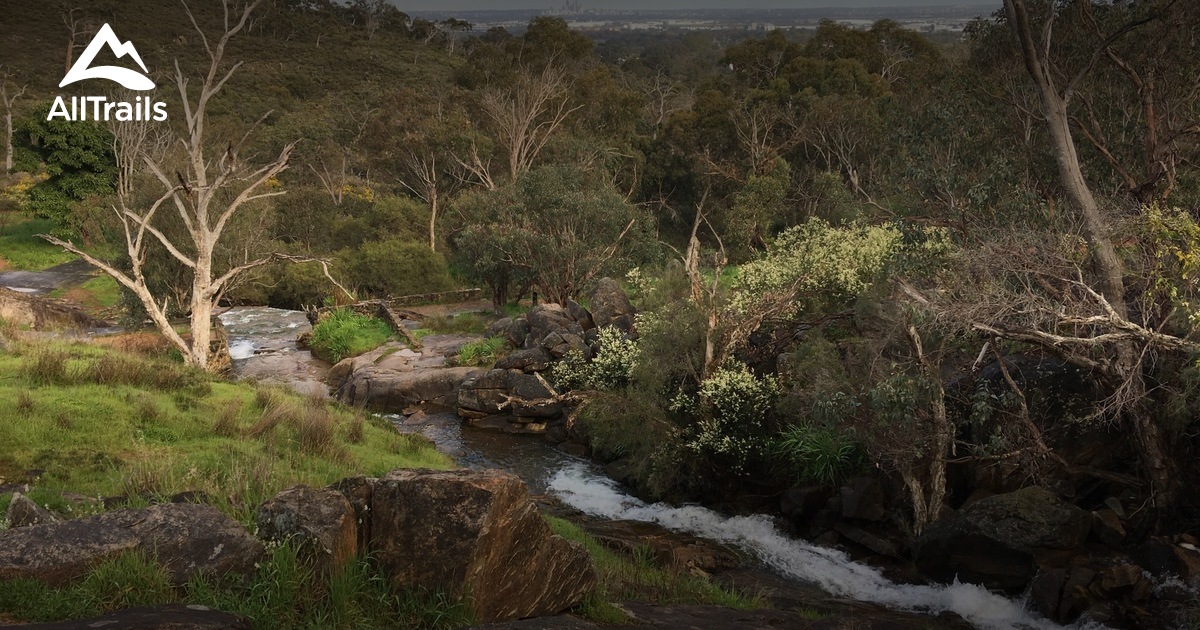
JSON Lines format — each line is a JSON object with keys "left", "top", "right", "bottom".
{"left": 48, "top": 23, "right": 167, "bottom": 122}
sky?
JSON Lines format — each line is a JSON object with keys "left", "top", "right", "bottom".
{"left": 399, "top": 0, "right": 1000, "bottom": 11}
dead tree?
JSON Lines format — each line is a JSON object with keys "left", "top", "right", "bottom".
{"left": 0, "top": 69, "right": 25, "bottom": 175}
{"left": 40, "top": 0, "right": 342, "bottom": 371}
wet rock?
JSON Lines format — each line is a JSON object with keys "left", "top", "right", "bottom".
{"left": 0, "top": 504, "right": 262, "bottom": 587}
{"left": 833, "top": 522, "right": 900, "bottom": 559}
{"left": 579, "top": 519, "right": 741, "bottom": 573}
{"left": 589, "top": 278, "right": 636, "bottom": 333}
{"left": 4, "top": 492, "right": 61, "bottom": 528}
{"left": 840, "top": 477, "right": 886, "bottom": 522}
{"left": 257, "top": 486, "right": 357, "bottom": 575}
{"left": 1130, "top": 539, "right": 1188, "bottom": 579}
{"left": 495, "top": 347, "right": 553, "bottom": 372}
{"left": 913, "top": 487, "right": 1091, "bottom": 593}
{"left": 459, "top": 369, "right": 514, "bottom": 415}
{"left": 369, "top": 469, "right": 597, "bottom": 622}
{"left": 15, "top": 604, "right": 251, "bottom": 629}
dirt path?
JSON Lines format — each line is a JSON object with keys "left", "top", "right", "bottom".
{"left": 0, "top": 258, "right": 94, "bottom": 296}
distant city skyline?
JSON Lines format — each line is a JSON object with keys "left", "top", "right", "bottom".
{"left": 398, "top": 0, "right": 999, "bottom": 11}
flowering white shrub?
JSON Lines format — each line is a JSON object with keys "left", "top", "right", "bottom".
{"left": 552, "top": 326, "right": 640, "bottom": 391}
{"left": 731, "top": 219, "right": 904, "bottom": 315}
{"left": 686, "top": 363, "right": 779, "bottom": 473}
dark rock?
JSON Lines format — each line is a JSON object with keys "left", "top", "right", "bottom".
{"left": 495, "top": 347, "right": 553, "bottom": 372}
{"left": 369, "top": 469, "right": 597, "bottom": 622}
{"left": 1091, "top": 509, "right": 1126, "bottom": 547}
{"left": 558, "top": 442, "right": 587, "bottom": 457}
{"left": 257, "top": 486, "right": 357, "bottom": 575}
{"left": 590, "top": 278, "right": 636, "bottom": 333}
{"left": 833, "top": 522, "right": 900, "bottom": 559}
{"left": 527, "top": 305, "right": 576, "bottom": 349}
{"left": 169, "top": 490, "right": 213, "bottom": 505}
{"left": 840, "top": 477, "right": 886, "bottom": 522}
{"left": 487, "top": 317, "right": 531, "bottom": 349}
{"left": 564, "top": 299, "right": 594, "bottom": 330}
{"left": 1130, "top": 539, "right": 1187, "bottom": 579}
{"left": 0, "top": 504, "right": 261, "bottom": 587}
{"left": 4, "top": 492, "right": 61, "bottom": 528}
{"left": 913, "top": 487, "right": 1091, "bottom": 593}
{"left": 780, "top": 486, "right": 834, "bottom": 522}
{"left": 544, "top": 332, "right": 587, "bottom": 359}
{"left": 458, "top": 369, "right": 514, "bottom": 415}
{"left": 15, "top": 604, "right": 251, "bottom": 629}
{"left": 336, "top": 365, "right": 482, "bottom": 410}
{"left": 579, "top": 519, "right": 741, "bottom": 574}
{"left": 328, "top": 476, "right": 375, "bottom": 555}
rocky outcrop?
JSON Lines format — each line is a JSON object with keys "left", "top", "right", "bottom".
{"left": 589, "top": 278, "right": 636, "bottom": 333}
{"left": 0, "top": 503, "right": 262, "bottom": 587}
{"left": 329, "top": 335, "right": 482, "bottom": 410}
{"left": 367, "top": 468, "right": 597, "bottom": 622}
{"left": 257, "top": 485, "right": 357, "bottom": 575}
{"left": 4, "top": 492, "right": 61, "bottom": 528}
{"left": 0, "top": 286, "right": 107, "bottom": 331}
{"left": 913, "top": 487, "right": 1091, "bottom": 593}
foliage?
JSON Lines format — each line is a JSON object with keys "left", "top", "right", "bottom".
{"left": 771, "top": 424, "right": 864, "bottom": 486}
{"left": 308, "top": 309, "right": 394, "bottom": 363}
{"left": 342, "top": 239, "right": 455, "bottom": 299}
{"left": 457, "top": 337, "right": 509, "bottom": 367}
{"left": 686, "top": 363, "right": 779, "bottom": 474}
{"left": 553, "top": 326, "right": 640, "bottom": 391}
{"left": 0, "top": 216, "right": 77, "bottom": 270}
{"left": 578, "top": 390, "right": 693, "bottom": 501}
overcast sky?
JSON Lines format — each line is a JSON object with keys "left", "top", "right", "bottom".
{"left": 400, "top": 1, "right": 999, "bottom": 11}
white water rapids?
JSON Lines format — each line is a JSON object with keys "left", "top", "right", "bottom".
{"left": 549, "top": 462, "right": 1105, "bottom": 630}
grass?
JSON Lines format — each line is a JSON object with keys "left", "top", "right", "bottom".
{"left": 0, "top": 216, "right": 76, "bottom": 272}
{"left": 0, "top": 546, "right": 474, "bottom": 630}
{"left": 308, "top": 309, "right": 394, "bottom": 364}
{"left": 545, "top": 515, "right": 768, "bottom": 624}
{"left": 456, "top": 337, "right": 509, "bottom": 367}
{"left": 421, "top": 313, "right": 490, "bottom": 336}
{"left": 50, "top": 275, "right": 122, "bottom": 311}
{"left": 0, "top": 340, "right": 451, "bottom": 525}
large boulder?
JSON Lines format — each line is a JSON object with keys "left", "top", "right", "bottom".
{"left": 4, "top": 492, "right": 62, "bottom": 528}
{"left": 0, "top": 504, "right": 262, "bottom": 587}
{"left": 494, "top": 347, "right": 553, "bottom": 373}
{"left": 589, "top": 278, "right": 636, "bottom": 333}
{"left": 335, "top": 365, "right": 482, "bottom": 410}
{"left": 458, "top": 370, "right": 564, "bottom": 422}
{"left": 368, "top": 469, "right": 597, "bottom": 622}
{"left": 913, "top": 487, "right": 1091, "bottom": 593}
{"left": 458, "top": 369, "right": 514, "bottom": 416}
{"left": 257, "top": 485, "right": 357, "bottom": 575}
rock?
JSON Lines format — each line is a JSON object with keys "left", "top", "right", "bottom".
{"left": 589, "top": 278, "right": 636, "bottom": 333}
{"left": 458, "top": 369, "right": 515, "bottom": 415}
{"left": 369, "top": 469, "right": 596, "bottom": 622}
{"left": 579, "top": 519, "right": 741, "bottom": 574}
{"left": 564, "top": 299, "right": 594, "bottom": 330}
{"left": 544, "top": 332, "right": 587, "bottom": 359}
{"left": 328, "top": 476, "right": 375, "bottom": 555}
{"left": 1130, "top": 539, "right": 1188, "bottom": 579}
{"left": 495, "top": 347, "right": 553, "bottom": 372}
{"left": 15, "top": 604, "right": 251, "bottom": 629}
{"left": 512, "top": 398, "right": 565, "bottom": 419}
{"left": 487, "top": 318, "right": 531, "bottom": 349}
{"left": 840, "top": 477, "right": 886, "bottom": 522}
{"left": 833, "top": 522, "right": 900, "bottom": 559}
{"left": 1091, "top": 509, "right": 1126, "bottom": 547}
{"left": 0, "top": 504, "right": 262, "bottom": 587}
{"left": 336, "top": 364, "right": 482, "bottom": 410}
{"left": 4, "top": 493, "right": 61, "bottom": 528}
{"left": 780, "top": 486, "right": 833, "bottom": 522}
{"left": 527, "top": 305, "right": 576, "bottom": 349}
{"left": 257, "top": 486, "right": 357, "bottom": 575}
{"left": 913, "top": 487, "right": 1091, "bottom": 593}
{"left": 0, "top": 286, "right": 107, "bottom": 331}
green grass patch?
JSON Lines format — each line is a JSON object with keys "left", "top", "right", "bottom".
{"left": 456, "top": 337, "right": 509, "bottom": 368}
{"left": 0, "top": 546, "right": 473, "bottom": 629}
{"left": 308, "top": 309, "right": 394, "bottom": 363}
{"left": 545, "top": 516, "right": 767, "bottom": 624}
{"left": 0, "top": 216, "right": 76, "bottom": 271}
{"left": 0, "top": 341, "right": 451, "bottom": 524}
{"left": 50, "top": 275, "right": 122, "bottom": 310}
{"left": 422, "top": 313, "right": 489, "bottom": 336}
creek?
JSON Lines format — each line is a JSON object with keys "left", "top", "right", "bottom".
{"left": 219, "top": 306, "right": 1094, "bottom": 630}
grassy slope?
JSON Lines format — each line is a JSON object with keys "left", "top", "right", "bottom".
{"left": 0, "top": 216, "right": 76, "bottom": 272}
{"left": 0, "top": 340, "right": 450, "bottom": 523}
{"left": 308, "top": 310, "right": 394, "bottom": 364}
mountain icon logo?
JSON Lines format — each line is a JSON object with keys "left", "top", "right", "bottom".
{"left": 60, "top": 23, "right": 156, "bottom": 91}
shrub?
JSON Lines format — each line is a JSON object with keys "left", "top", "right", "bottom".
{"left": 307, "top": 309, "right": 393, "bottom": 363}
{"left": 771, "top": 424, "right": 864, "bottom": 486}
{"left": 342, "top": 239, "right": 454, "bottom": 299}
{"left": 686, "top": 363, "right": 779, "bottom": 474}
{"left": 22, "top": 349, "right": 69, "bottom": 385}
{"left": 553, "top": 326, "right": 639, "bottom": 391}
{"left": 580, "top": 390, "right": 694, "bottom": 501}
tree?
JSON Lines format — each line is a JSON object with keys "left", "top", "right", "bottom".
{"left": 479, "top": 65, "right": 581, "bottom": 181}
{"left": 41, "top": 0, "right": 315, "bottom": 371}
{"left": 61, "top": 6, "right": 99, "bottom": 77}
{"left": 0, "top": 68, "right": 25, "bottom": 175}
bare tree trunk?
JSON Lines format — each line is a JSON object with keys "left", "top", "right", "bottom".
{"left": 1004, "top": 0, "right": 1174, "bottom": 501}
{"left": 428, "top": 187, "right": 438, "bottom": 252}
{"left": 0, "top": 72, "right": 24, "bottom": 175}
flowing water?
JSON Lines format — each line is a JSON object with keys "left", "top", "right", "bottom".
{"left": 220, "top": 306, "right": 1092, "bottom": 630}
